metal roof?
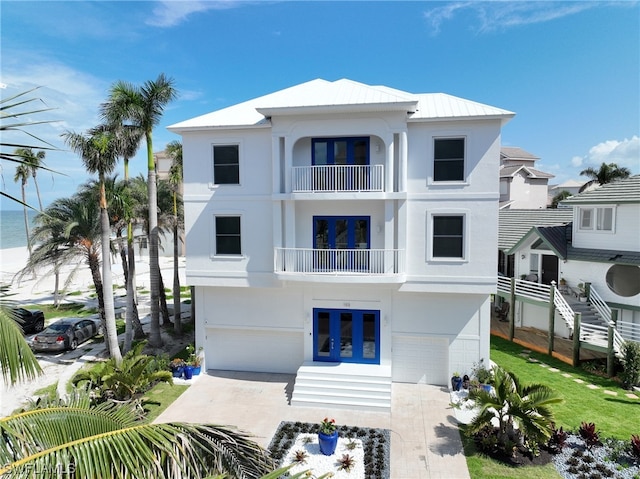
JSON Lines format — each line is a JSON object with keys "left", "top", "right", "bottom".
{"left": 498, "top": 209, "right": 573, "bottom": 251}
{"left": 561, "top": 175, "right": 640, "bottom": 205}
{"left": 168, "top": 78, "right": 514, "bottom": 131}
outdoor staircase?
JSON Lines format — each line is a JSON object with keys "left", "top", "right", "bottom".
{"left": 562, "top": 294, "right": 609, "bottom": 346}
{"left": 291, "top": 362, "right": 392, "bottom": 412}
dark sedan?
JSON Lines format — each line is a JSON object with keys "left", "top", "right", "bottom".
{"left": 32, "top": 318, "right": 100, "bottom": 352}
{"left": 12, "top": 308, "right": 45, "bottom": 334}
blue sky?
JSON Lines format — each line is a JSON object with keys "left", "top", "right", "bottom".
{"left": 1, "top": 1, "right": 638, "bottom": 210}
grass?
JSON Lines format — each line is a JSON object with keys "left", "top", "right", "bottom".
{"left": 141, "top": 381, "right": 189, "bottom": 423}
{"left": 490, "top": 335, "right": 638, "bottom": 439}
{"left": 461, "top": 335, "right": 640, "bottom": 479}
{"left": 21, "top": 302, "right": 97, "bottom": 320}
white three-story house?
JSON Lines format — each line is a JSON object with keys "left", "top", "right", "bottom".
{"left": 169, "top": 79, "right": 514, "bottom": 410}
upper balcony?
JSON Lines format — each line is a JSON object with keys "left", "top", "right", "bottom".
{"left": 292, "top": 165, "right": 384, "bottom": 193}
{"left": 274, "top": 247, "right": 405, "bottom": 283}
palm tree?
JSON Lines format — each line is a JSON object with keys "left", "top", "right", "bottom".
{"left": 166, "top": 140, "right": 183, "bottom": 334}
{"left": 1, "top": 88, "right": 57, "bottom": 206}
{"left": 551, "top": 190, "right": 572, "bottom": 208}
{"left": 13, "top": 162, "right": 33, "bottom": 258}
{"left": 15, "top": 147, "right": 46, "bottom": 210}
{"left": 63, "top": 128, "right": 122, "bottom": 363}
{"left": 0, "top": 306, "right": 41, "bottom": 386}
{"left": 95, "top": 116, "right": 145, "bottom": 352}
{"left": 579, "top": 162, "right": 631, "bottom": 192}
{"left": 466, "top": 365, "right": 563, "bottom": 449}
{"left": 103, "top": 74, "right": 177, "bottom": 348}
{"left": 0, "top": 393, "right": 275, "bottom": 478}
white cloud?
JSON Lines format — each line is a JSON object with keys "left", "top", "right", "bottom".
{"left": 147, "top": 0, "right": 245, "bottom": 27}
{"left": 423, "top": 1, "right": 627, "bottom": 35}
{"left": 573, "top": 136, "right": 640, "bottom": 171}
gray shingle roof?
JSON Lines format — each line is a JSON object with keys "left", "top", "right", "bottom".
{"left": 498, "top": 209, "right": 573, "bottom": 251}
{"left": 561, "top": 175, "right": 640, "bottom": 205}
{"left": 566, "top": 246, "right": 640, "bottom": 265}
{"left": 500, "top": 165, "right": 554, "bottom": 179}
{"left": 500, "top": 146, "right": 539, "bottom": 161}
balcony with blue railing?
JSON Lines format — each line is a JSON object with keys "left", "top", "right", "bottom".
{"left": 274, "top": 248, "right": 405, "bottom": 282}
{"left": 291, "top": 165, "right": 384, "bottom": 193}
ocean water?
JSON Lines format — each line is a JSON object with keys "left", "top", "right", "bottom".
{"left": 0, "top": 210, "right": 37, "bottom": 249}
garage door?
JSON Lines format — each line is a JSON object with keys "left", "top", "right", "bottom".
{"left": 392, "top": 335, "right": 449, "bottom": 385}
{"left": 206, "top": 329, "right": 303, "bottom": 374}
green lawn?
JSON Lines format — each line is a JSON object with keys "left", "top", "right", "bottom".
{"left": 462, "top": 335, "right": 639, "bottom": 479}
{"left": 142, "top": 381, "right": 189, "bottom": 423}
{"left": 490, "top": 335, "right": 637, "bottom": 439}
{"left": 22, "top": 302, "right": 98, "bottom": 320}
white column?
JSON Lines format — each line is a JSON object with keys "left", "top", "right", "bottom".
{"left": 385, "top": 138, "right": 395, "bottom": 193}
{"left": 399, "top": 130, "right": 408, "bottom": 193}
{"left": 271, "top": 136, "right": 281, "bottom": 194}
{"left": 284, "top": 136, "right": 293, "bottom": 194}
{"left": 284, "top": 200, "right": 296, "bottom": 248}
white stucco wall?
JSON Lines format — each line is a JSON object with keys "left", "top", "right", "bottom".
{"left": 571, "top": 203, "right": 640, "bottom": 251}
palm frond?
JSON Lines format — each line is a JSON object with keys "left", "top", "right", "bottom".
{"left": 0, "top": 307, "right": 42, "bottom": 386}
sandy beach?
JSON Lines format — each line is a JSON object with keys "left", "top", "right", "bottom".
{"left": 0, "top": 245, "right": 187, "bottom": 416}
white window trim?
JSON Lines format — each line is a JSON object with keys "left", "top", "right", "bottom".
{"left": 428, "top": 135, "right": 469, "bottom": 185}
{"left": 577, "top": 205, "right": 615, "bottom": 233}
{"left": 210, "top": 213, "right": 244, "bottom": 258}
{"left": 209, "top": 139, "right": 242, "bottom": 188}
{"left": 426, "top": 210, "right": 469, "bottom": 262}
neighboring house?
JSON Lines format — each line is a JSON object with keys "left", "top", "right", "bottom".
{"left": 500, "top": 176, "right": 640, "bottom": 343}
{"left": 548, "top": 179, "right": 584, "bottom": 204}
{"left": 499, "top": 146, "right": 554, "bottom": 210}
{"left": 168, "top": 78, "right": 514, "bottom": 409}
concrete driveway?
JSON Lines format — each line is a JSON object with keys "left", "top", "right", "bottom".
{"left": 155, "top": 371, "right": 470, "bottom": 479}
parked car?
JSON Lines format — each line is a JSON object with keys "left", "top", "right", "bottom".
{"left": 11, "top": 308, "right": 45, "bottom": 334}
{"left": 31, "top": 318, "right": 100, "bottom": 352}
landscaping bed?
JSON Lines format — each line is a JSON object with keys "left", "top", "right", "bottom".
{"left": 268, "top": 421, "right": 390, "bottom": 479}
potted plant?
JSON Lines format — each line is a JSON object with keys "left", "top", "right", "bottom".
{"left": 169, "top": 358, "right": 185, "bottom": 378}
{"left": 578, "top": 283, "right": 588, "bottom": 302}
{"left": 472, "top": 359, "right": 493, "bottom": 392}
{"left": 318, "top": 417, "right": 338, "bottom": 456}
{"left": 450, "top": 372, "right": 462, "bottom": 391}
{"left": 186, "top": 344, "right": 203, "bottom": 376}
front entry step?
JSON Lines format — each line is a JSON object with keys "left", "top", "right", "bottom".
{"left": 291, "top": 362, "right": 392, "bottom": 412}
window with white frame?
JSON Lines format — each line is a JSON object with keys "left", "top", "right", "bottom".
{"left": 432, "top": 215, "right": 464, "bottom": 258}
{"left": 578, "top": 207, "right": 614, "bottom": 231}
{"left": 215, "top": 216, "right": 241, "bottom": 255}
{"left": 213, "top": 144, "right": 239, "bottom": 184}
{"left": 433, "top": 137, "right": 465, "bottom": 182}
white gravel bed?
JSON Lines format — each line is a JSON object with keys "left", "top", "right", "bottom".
{"left": 281, "top": 434, "right": 364, "bottom": 478}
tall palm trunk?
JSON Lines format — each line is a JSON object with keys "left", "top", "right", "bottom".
{"left": 32, "top": 173, "right": 43, "bottom": 211}
{"left": 20, "top": 180, "right": 33, "bottom": 258}
{"left": 99, "top": 179, "right": 122, "bottom": 364}
{"left": 147, "top": 138, "right": 162, "bottom": 347}
{"left": 88, "top": 252, "right": 107, "bottom": 344}
{"left": 173, "top": 220, "right": 182, "bottom": 334}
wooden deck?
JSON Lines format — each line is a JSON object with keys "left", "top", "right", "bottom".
{"left": 490, "top": 311, "right": 606, "bottom": 364}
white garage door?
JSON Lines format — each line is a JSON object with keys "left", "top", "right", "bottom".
{"left": 206, "top": 329, "right": 303, "bottom": 374}
{"left": 392, "top": 335, "right": 449, "bottom": 385}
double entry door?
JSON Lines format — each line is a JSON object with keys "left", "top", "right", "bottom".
{"left": 313, "top": 308, "right": 380, "bottom": 364}
{"left": 313, "top": 216, "right": 369, "bottom": 272}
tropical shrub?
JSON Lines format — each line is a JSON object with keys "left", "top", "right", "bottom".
{"left": 471, "top": 359, "right": 494, "bottom": 385}
{"left": 547, "top": 423, "right": 568, "bottom": 453}
{"left": 579, "top": 422, "right": 601, "bottom": 451}
{"left": 630, "top": 434, "right": 640, "bottom": 459}
{"left": 72, "top": 341, "right": 172, "bottom": 401}
{"left": 619, "top": 340, "right": 640, "bottom": 389}
{"left": 466, "top": 365, "right": 563, "bottom": 456}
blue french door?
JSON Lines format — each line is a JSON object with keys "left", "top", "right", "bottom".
{"left": 312, "top": 137, "right": 369, "bottom": 190}
{"left": 313, "top": 308, "right": 380, "bottom": 364}
{"left": 313, "top": 216, "right": 370, "bottom": 272}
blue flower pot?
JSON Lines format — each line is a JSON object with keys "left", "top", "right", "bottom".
{"left": 192, "top": 366, "right": 201, "bottom": 376}
{"left": 172, "top": 366, "right": 184, "bottom": 378}
{"left": 318, "top": 431, "right": 338, "bottom": 456}
{"left": 183, "top": 365, "right": 194, "bottom": 380}
{"left": 451, "top": 376, "right": 462, "bottom": 391}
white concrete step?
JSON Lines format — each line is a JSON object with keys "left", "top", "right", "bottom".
{"left": 291, "top": 362, "right": 392, "bottom": 412}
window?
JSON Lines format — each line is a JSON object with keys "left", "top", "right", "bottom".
{"left": 434, "top": 138, "right": 465, "bottom": 182}
{"left": 215, "top": 216, "right": 241, "bottom": 255}
{"left": 432, "top": 215, "right": 464, "bottom": 258}
{"left": 213, "top": 145, "right": 239, "bottom": 184}
{"left": 579, "top": 207, "right": 613, "bottom": 231}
